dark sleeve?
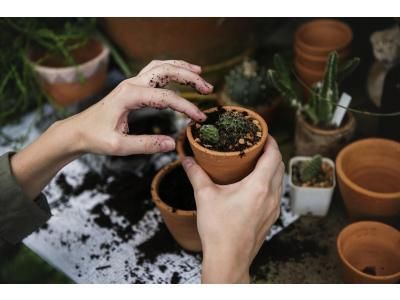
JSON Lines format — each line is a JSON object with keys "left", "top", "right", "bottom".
{"left": 0, "top": 152, "right": 51, "bottom": 246}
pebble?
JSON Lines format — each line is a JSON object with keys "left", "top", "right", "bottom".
{"left": 239, "top": 138, "right": 245, "bottom": 145}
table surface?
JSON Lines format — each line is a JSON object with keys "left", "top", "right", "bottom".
{"left": 0, "top": 108, "right": 299, "bottom": 284}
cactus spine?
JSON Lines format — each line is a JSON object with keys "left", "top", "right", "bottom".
{"left": 199, "top": 124, "right": 220, "bottom": 145}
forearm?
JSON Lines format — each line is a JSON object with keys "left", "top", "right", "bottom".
{"left": 10, "top": 120, "right": 82, "bottom": 200}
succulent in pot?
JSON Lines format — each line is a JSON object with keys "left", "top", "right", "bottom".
{"left": 220, "top": 59, "right": 281, "bottom": 122}
{"left": 186, "top": 106, "right": 268, "bottom": 185}
{"left": 268, "top": 51, "right": 360, "bottom": 158}
{"left": 289, "top": 154, "right": 335, "bottom": 217}
{"left": 151, "top": 160, "right": 201, "bottom": 252}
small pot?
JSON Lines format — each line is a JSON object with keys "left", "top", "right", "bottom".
{"left": 219, "top": 89, "right": 282, "bottom": 124}
{"left": 294, "top": 112, "right": 356, "bottom": 159}
{"left": 31, "top": 39, "right": 109, "bottom": 107}
{"left": 289, "top": 156, "right": 336, "bottom": 217}
{"left": 336, "top": 138, "right": 400, "bottom": 222}
{"left": 294, "top": 19, "right": 353, "bottom": 57}
{"left": 337, "top": 221, "right": 400, "bottom": 283}
{"left": 151, "top": 160, "right": 201, "bottom": 252}
{"left": 186, "top": 106, "right": 268, "bottom": 185}
{"left": 176, "top": 130, "right": 193, "bottom": 161}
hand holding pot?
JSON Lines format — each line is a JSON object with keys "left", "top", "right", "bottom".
{"left": 11, "top": 60, "right": 213, "bottom": 200}
{"left": 182, "top": 136, "right": 284, "bottom": 283}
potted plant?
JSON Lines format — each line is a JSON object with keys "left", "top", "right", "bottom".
{"left": 186, "top": 106, "right": 268, "bottom": 184}
{"left": 151, "top": 160, "right": 201, "bottom": 252}
{"left": 219, "top": 59, "right": 281, "bottom": 122}
{"left": 268, "top": 51, "right": 360, "bottom": 158}
{"left": 289, "top": 154, "right": 335, "bottom": 217}
{"left": 336, "top": 138, "right": 400, "bottom": 222}
{"left": 1, "top": 18, "right": 109, "bottom": 108}
{"left": 337, "top": 221, "right": 400, "bottom": 283}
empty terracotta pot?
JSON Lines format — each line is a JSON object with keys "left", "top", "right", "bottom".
{"left": 294, "top": 59, "right": 325, "bottom": 88}
{"left": 336, "top": 138, "right": 400, "bottom": 222}
{"left": 295, "top": 19, "right": 353, "bottom": 57}
{"left": 151, "top": 160, "right": 201, "bottom": 252}
{"left": 337, "top": 221, "right": 400, "bottom": 283}
{"left": 294, "top": 112, "right": 356, "bottom": 159}
{"left": 186, "top": 106, "right": 268, "bottom": 185}
{"left": 31, "top": 39, "right": 109, "bottom": 107}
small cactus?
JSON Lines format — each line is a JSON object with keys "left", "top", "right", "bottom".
{"left": 300, "top": 155, "right": 323, "bottom": 182}
{"left": 199, "top": 124, "right": 220, "bottom": 145}
{"left": 225, "top": 59, "right": 272, "bottom": 107}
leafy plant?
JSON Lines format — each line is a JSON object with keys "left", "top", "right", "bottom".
{"left": 225, "top": 59, "right": 273, "bottom": 107}
{"left": 300, "top": 155, "right": 322, "bottom": 182}
{"left": 267, "top": 52, "right": 360, "bottom": 127}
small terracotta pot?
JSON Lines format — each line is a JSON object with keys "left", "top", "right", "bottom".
{"left": 219, "top": 89, "right": 282, "bottom": 124}
{"left": 337, "top": 221, "right": 400, "bottom": 283}
{"left": 295, "top": 19, "right": 353, "bottom": 57}
{"left": 294, "top": 44, "right": 350, "bottom": 72}
{"left": 31, "top": 39, "right": 109, "bottom": 107}
{"left": 336, "top": 138, "right": 400, "bottom": 222}
{"left": 186, "top": 106, "right": 268, "bottom": 185}
{"left": 294, "top": 112, "right": 356, "bottom": 159}
{"left": 151, "top": 160, "right": 201, "bottom": 252}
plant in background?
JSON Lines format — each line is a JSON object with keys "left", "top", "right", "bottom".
{"left": 300, "top": 154, "right": 322, "bottom": 182}
{"left": 267, "top": 52, "right": 360, "bottom": 127}
{"left": 225, "top": 59, "right": 273, "bottom": 107}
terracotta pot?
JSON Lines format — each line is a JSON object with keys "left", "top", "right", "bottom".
{"left": 336, "top": 138, "right": 400, "bottom": 222}
{"left": 31, "top": 39, "right": 109, "bottom": 107}
{"left": 219, "top": 89, "right": 282, "bottom": 124}
{"left": 294, "top": 44, "right": 350, "bottom": 72}
{"left": 295, "top": 19, "right": 353, "bottom": 57}
{"left": 102, "top": 18, "right": 253, "bottom": 68}
{"left": 294, "top": 112, "right": 356, "bottom": 159}
{"left": 151, "top": 160, "right": 201, "bottom": 252}
{"left": 337, "top": 221, "right": 400, "bottom": 283}
{"left": 186, "top": 106, "right": 268, "bottom": 185}
{"left": 176, "top": 130, "right": 193, "bottom": 161}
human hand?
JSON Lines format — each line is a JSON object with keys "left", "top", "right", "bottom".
{"left": 182, "top": 136, "right": 284, "bottom": 283}
{"left": 58, "top": 59, "right": 213, "bottom": 156}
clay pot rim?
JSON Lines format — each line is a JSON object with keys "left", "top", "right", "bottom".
{"left": 336, "top": 221, "right": 400, "bottom": 281}
{"left": 151, "top": 160, "right": 196, "bottom": 217}
{"left": 186, "top": 105, "right": 268, "bottom": 157}
{"left": 294, "top": 44, "right": 350, "bottom": 64}
{"left": 336, "top": 138, "right": 400, "bottom": 199}
{"left": 294, "top": 59, "right": 325, "bottom": 77}
{"left": 295, "top": 19, "right": 353, "bottom": 54}
{"left": 297, "top": 111, "right": 356, "bottom": 136}
{"left": 31, "top": 39, "right": 110, "bottom": 73}
{"left": 289, "top": 156, "right": 336, "bottom": 191}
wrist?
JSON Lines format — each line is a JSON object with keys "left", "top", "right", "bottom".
{"left": 202, "top": 243, "right": 251, "bottom": 283}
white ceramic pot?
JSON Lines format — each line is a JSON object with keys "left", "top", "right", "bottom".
{"left": 289, "top": 156, "right": 336, "bottom": 217}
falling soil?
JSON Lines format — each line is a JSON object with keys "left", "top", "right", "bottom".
{"left": 191, "top": 107, "right": 261, "bottom": 152}
{"left": 292, "top": 161, "right": 334, "bottom": 188}
{"left": 159, "top": 165, "right": 196, "bottom": 211}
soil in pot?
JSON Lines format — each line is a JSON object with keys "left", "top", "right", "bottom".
{"left": 158, "top": 165, "right": 196, "bottom": 212}
{"left": 191, "top": 107, "right": 262, "bottom": 153}
{"left": 291, "top": 160, "right": 334, "bottom": 188}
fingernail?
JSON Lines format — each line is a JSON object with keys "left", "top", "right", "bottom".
{"left": 197, "top": 110, "right": 207, "bottom": 121}
{"left": 191, "top": 65, "right": 202, "bottom": 72}
{"left": 182, "top": 157, "right": 194, "bottom": 169}
{"left": 161, "top": 139, "right": 175, "bottom": 152}
{"left": 205, "top": 82, "right": 213, "bottom": 90}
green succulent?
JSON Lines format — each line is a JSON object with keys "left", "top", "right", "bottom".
{"left": 267, "top": 52, "right": 360, "bottom": 127}
{"left": 216, "top": 111, "right": 250, "bottom": 137}
{"left": 300, "top": 155, "right": 323, "bottom": 182}
{"left": 225, "top": 59, "right": 272, "bottom": 107}
{"left": 199, "top": 124, "right": 220, "bottom": 145}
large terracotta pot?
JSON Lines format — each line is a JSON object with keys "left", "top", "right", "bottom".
{"left": 337, "top": 221, "right": 400, "bottom": 283}
{"left": 102, "top": 18, "right": 253, "bottom": 68}
{"left": 186, "top": 106, "right": 268, "bottom": 185}
{"left": 31, "top": 39, "right": 109, "bottom": 107}
{"left": 294, "top": 112, "right": 356, "bottom": 159}
{"left": 151, "top": 160, "right": 201, "bottom": 252}
{"left": 336, "top": 138, "right": 400, "bottom": 222}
